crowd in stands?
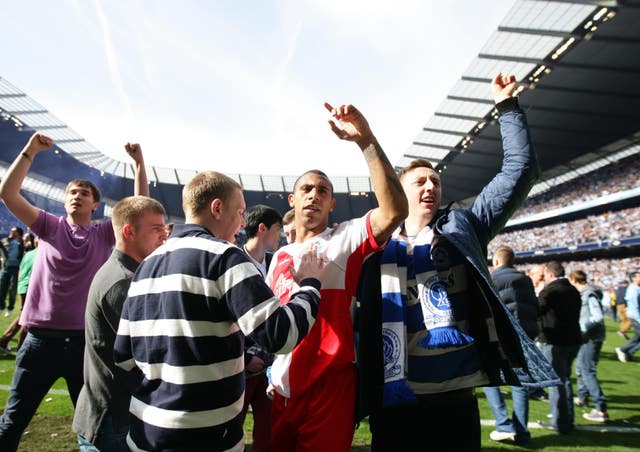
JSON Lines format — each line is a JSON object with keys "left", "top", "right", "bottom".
{"left": 490, "top": 206, "right": 640, "bottom": 254}
{"left": 512, "top": 155, "right": 640, "bottom": 219}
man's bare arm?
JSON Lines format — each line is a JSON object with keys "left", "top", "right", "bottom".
{"left": 0, "top": 133, "right": 53, "bottom": 227}
{"left": 124, "top": 143, "right": 149, "bottom": 197}
{"left": 325, "top": 103, "right": 408, "bottom": 245}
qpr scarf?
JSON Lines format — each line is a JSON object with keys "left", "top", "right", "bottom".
{"left": 380, "top": 226, "right": 474, "bottom": 407}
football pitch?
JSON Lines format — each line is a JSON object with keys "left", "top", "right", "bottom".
{"left": 0, "top": 315, "right": 638, "bottom": 451}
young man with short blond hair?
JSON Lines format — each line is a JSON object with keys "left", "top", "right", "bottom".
{"left": 74, "top": 195, "right": 167, "bottom": 451}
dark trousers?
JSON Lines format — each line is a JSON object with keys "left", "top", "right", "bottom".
{"left": 0, "top": 331, "right": 85, "bottom": 452}
{"left": 0, "top": 266, "right": 19, "bottom": 310}
{"left": 369, "top": 388, "right": 480, "bottom": 452}
{"left": 241, "top": 374, "right": 272, "bottom": 452}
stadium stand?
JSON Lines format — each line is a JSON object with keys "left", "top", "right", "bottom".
{"left": 0, "top": 1, "right": 638, "bottom": 294}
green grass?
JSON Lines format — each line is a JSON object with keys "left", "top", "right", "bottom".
{"left": 0, "top": 313, "right": 638, "bottom": 451}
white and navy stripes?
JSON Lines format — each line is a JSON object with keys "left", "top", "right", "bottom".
{"left": 114, "top": 223, "right": 320, "bottom": 451}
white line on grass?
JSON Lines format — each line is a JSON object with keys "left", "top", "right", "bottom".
{"left": 2, "top": 385, "right": 639, "bottom": 434}
{"left": 0, "top": 384, "right": 69, "bottom": 396}
{"left": 480, "top": 419, "right": 640, "bottom": 433}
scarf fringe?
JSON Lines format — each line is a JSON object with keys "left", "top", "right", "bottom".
{"left": 418, "top": 326, "right": 475, "bottom": 349}
{"left": 382, "top": 380, "right": 417, "bottom": 407}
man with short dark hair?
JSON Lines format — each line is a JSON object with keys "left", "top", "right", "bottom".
{"left": 114, "top": 171, "right": 325, "bottom": 451}
{"left": 0, "top": 226, "right": 24, "bottom": 317}
{"left": 482, "top": 245, "right": 539, "bottom": 445}
{"left": 537, "top": 261, "right": 582, "bottom": 433}
{"left": 568, "top": 269, "right": 608, "bottom": 423}
{"left": 240, "top": 204, "right": 283, "bottom": 452}
{"left": 0, "top": 134, "right": 148, "bottom": 451}
{"left": 267, "top": 102, "right": 408, "bottom": 451}
{"left": 73, "top": 196, "right": 167, "bottom": 451}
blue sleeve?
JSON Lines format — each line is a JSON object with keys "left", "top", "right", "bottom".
{"left": 470, "top": 108, "right": 540, "bottom": 241}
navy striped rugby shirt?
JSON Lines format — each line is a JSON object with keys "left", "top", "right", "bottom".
{"left": 114, "top": 223, "right": 321, "bottom": 451}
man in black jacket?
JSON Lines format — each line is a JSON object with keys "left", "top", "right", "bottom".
{"left": 537, "top": 261, "right": 582, "bottom": 433}
{"left": 482, "top": 246, "right": 538, "bottom": 445}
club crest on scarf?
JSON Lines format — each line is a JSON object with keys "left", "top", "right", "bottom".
{"left": 382, "top": 328, "right": 402, "bottom": 379}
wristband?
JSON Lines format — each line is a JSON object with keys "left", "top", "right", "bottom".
{"left": 21, "top": 151, "right": 33, "bottom": 163}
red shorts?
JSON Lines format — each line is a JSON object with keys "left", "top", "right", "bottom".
{"left": 270, "top": 364, "right": 357, "bottom": 452}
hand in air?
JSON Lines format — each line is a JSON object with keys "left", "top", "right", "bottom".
{"left": 325, "top": 102, "right": 374, "bottom": 148}
{"left": 25, "top": 132, "right": 53, "bottom": 155}
{"left": 492, "top": 72, "right": 517, "bottom": 105}
{"left": 124, "top": 142, "right": 144, "bottom": 164}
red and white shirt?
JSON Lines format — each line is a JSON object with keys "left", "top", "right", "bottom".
{"left": 266, "top": 211, "right": 381, "bottom": 398}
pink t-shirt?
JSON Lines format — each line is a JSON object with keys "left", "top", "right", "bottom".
{"left": 20, "top": 210, "right": 115, "bottom": 330}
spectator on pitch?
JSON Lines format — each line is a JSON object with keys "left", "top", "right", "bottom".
{"left": 483, "top": 245, "right": 539, "bottom": 445}
{"left": 266, "top": 102, "right": 408, "bottom": 451}
{"left": 616, "top": 271, "right": 640, "bottom": 363}
{"left": 358, "top": 73, "right": 557, "bottom": 452}
{"left": 282, "top": 208, "right": 296, "bottom": 244}
{"left": 73, "top": 196, "right": 167, "bottom": 451}
{"left": 113, "top": 171, "right": 325, "bottom": 451}
{"left": 0, "top": 226, "right": 25, "bottom": 317}
{"left": 568, "top": 269, "right": 609, "bottom": 423}
{"left": 164, "top": 222, "right": 175, "bottom": 239}
{"left": 537, "top": 261, "right": 582, "bottom": 434}
{"left": 0, "top": 133, "right": 148, "bottom": 452}
{"left": 615, "top": 279, "right": 631, "bottom": 339}
{"left": 0, "top": 235, "right": 38, "bottom": 354}
{"left": 239, "top": 204, "right": 283, "bottom": 452}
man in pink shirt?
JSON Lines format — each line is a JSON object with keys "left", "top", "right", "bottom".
{"left": 0, "top": 133, "right": 148, "bottom": 451}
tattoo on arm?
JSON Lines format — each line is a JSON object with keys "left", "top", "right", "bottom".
{"left": 363, "top": 141, "right": 404, "bottom": 196}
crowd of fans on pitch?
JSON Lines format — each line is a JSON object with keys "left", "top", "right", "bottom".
{"left": 516, "top": 257, "right": 640, "bottom": 294}
{"left": 512, "top": 154, "right": 640, "bottom": 220}
{"left": 0, "top": 75, "right": 637, "bottom": 450}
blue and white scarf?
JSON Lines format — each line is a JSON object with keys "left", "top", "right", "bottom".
{"left": 380, "top": 226, "right": 474, "bottom": 407}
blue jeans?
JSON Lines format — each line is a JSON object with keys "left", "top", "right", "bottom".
{"left": 483, "top": 385, "right": 530, "bottom": 444}
{"left": 0, "top": 266, "right": 19, "bottom": 310}
{"left": 77, "top": 412, "right": 129, "bottom": 452}
{"left": 0, "top": 331, "right": 85, "bottom": 452}
{"left": 541, "top": 343, "right": 579, "bottom": 433}
{"left": 621, "top": 319, "right": 640, "bottom": 357}
{"left": 575, "top": 339, "right": 606, "bottom": 412}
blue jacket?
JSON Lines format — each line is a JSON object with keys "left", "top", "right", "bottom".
{"left": 431, "top": 105, "right": 558, "bottom": 388}
{"left": 356, "top": 102, "right": 559, "bottom": 421}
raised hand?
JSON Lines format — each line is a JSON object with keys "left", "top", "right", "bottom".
{"left": 124, "top": 142, "right": 144, "bottom": 164}
{"left": 492, "top": 72, "right": 517, "bottom": 105}
{"left": 324, "top": 102, "right": 374, "bottom": 148}
{"left": 290, "top": 244, "right": 325, "bottom": 285}
{"left": 25, "top": 132, "right": 53, "bottom": 155}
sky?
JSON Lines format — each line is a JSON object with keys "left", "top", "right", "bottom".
{"left": 0, "top": 0, "right": 515, "bottom": 177}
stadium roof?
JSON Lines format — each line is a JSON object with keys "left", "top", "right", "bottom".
{"left": 1, "top": 0, "right": 639, "bottom": 207}
{"left": 398, "top": 0, "right": 640, "bottom": 205}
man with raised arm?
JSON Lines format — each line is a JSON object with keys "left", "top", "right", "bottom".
{"left": 0, "top": 133, "right": 148, "bottom": 451}
{"left": 266, "top": 103, "right": 408, "bottom": 451}
{"left": 357, "top": 74, "right": 559, "bottom": 452}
